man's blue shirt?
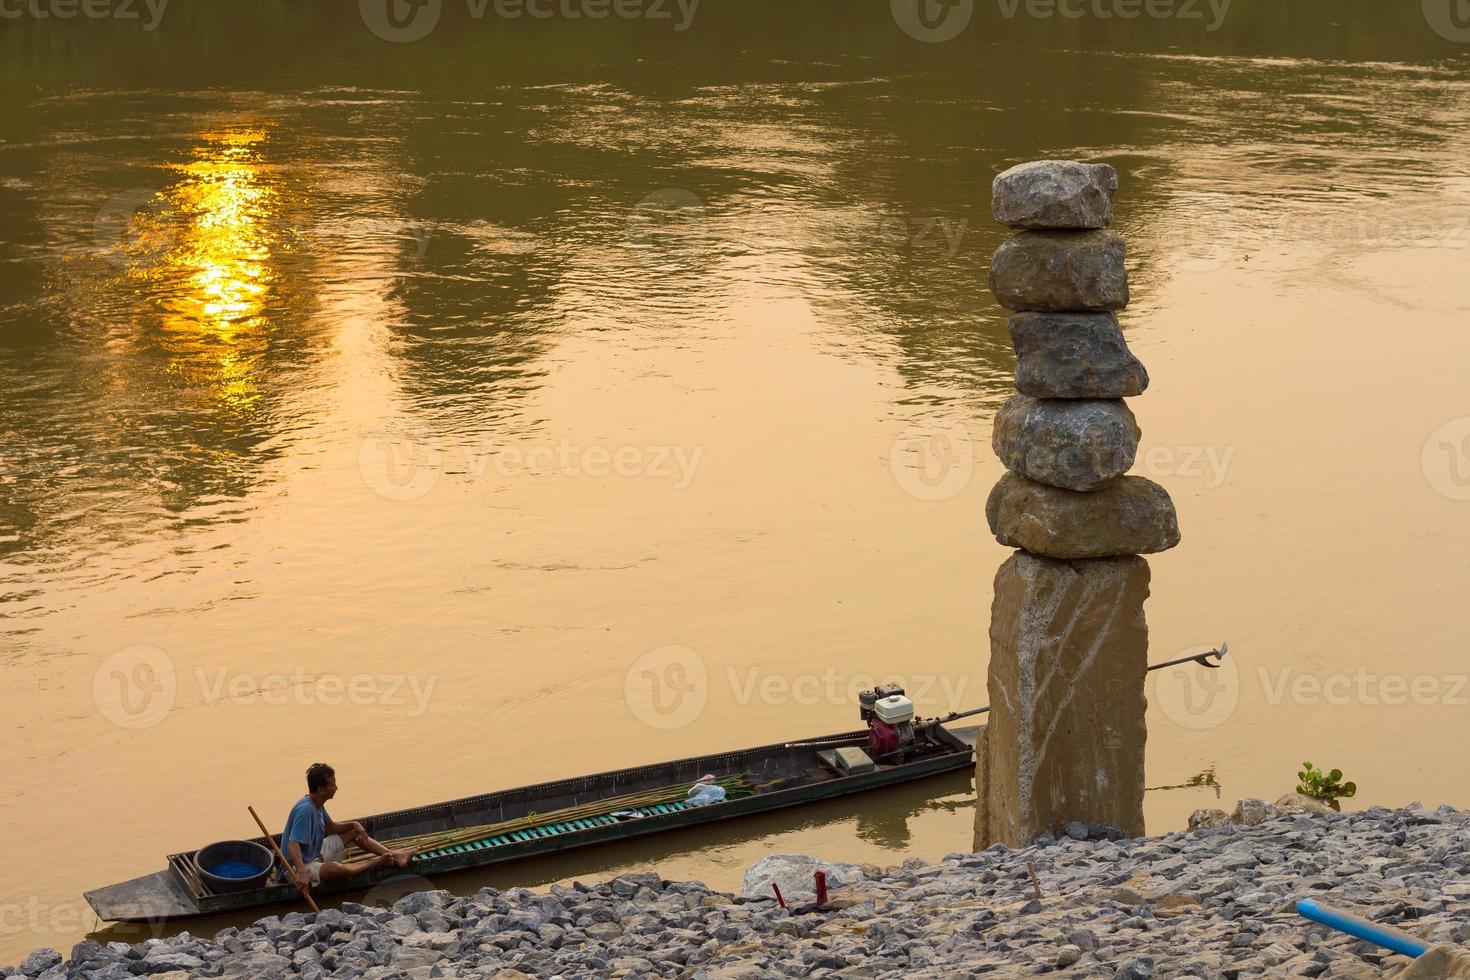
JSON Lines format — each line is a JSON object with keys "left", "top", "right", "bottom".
{"left": 282, "top": 795, "right": 330, "bottom": 863}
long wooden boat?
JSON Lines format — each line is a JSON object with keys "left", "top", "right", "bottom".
{"left": 85, "top": 723, "right": 979, "bottom": 923}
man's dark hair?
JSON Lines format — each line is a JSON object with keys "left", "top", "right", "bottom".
{"left": 306, "top": 763, "right": 335, "bottom": 793}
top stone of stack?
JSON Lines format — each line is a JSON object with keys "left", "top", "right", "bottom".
{"left": 992, "top": 160, "right": 1118, "bottom": 230}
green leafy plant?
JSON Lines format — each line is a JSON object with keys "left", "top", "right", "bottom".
{"left": 1296, "top": 762, "right": 1357, "bottom": 811}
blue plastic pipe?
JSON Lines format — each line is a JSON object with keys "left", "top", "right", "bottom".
{"left": 1296, "top": 899, "right": 1430, "bottom": 958}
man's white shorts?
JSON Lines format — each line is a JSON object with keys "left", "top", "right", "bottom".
{"left": 283, "top": 834, "right": 346, "bottom": 887}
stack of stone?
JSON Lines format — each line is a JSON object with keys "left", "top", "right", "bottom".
{"left": 974, "top": 161, "right": 1180, "bottom": 850}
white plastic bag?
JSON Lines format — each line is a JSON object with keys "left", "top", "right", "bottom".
{"left": 687, "top": 776, "right": 727, "bottom": 807}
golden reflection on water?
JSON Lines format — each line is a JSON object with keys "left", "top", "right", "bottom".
{"left": 148, "top": 129, "right": 277, "bottom": 412}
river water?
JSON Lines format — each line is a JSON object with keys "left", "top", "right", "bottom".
{"left": 2, "top": 0, "right": 1469, "bottom": 963}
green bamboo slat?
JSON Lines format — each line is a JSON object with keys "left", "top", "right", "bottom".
{"left": 348, "top": 774, "right": 753, "bottom": 859}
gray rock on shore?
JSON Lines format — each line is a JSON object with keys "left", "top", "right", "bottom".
{"left": 18, "top": 948, "right": 61, "bottom": 977}
{"left": 741, "top": 855, "right": 865, "bottom": 903}
{"left": 992, "top": 160, "right": 1118, "bottom": 230}
{"left": 1009, "top": 311, "right": 1149, "bottom": 399}
{"left": 992, "top": 393, "right": 1140, "bottom": 491}
{"left": 988, "top": 230, "right": 1129, "bottom": 313}
{"left": 986, "top": 472, "right": 1181, "bottom": 558}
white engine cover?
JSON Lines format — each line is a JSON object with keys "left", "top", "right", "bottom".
{"left": 874, "top": 694, "right": 914, "bottom": 724}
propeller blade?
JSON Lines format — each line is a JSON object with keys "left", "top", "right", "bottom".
{"left": 1194, "top": 642, "right": 1229, "bottom": 668}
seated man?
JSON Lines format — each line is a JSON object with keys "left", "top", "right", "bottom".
{"left": 280, "top": 762, "right": 411, "bottom": 889}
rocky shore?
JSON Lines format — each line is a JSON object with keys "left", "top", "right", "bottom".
{"left": 11, "top": 798, "right": 1470, "bottom": 979}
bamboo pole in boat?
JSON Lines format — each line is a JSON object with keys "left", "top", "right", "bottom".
{"left": 382, "top": 780, "right": 747, "bottom": 853}
{"left": 347, "top": 774, "right": 753, "bottom": 860}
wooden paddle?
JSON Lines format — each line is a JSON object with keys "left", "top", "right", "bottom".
{"left": 248, "top": 805, "right": 320, "bottom": 913}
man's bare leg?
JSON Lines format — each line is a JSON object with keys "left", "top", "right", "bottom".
{"left": 317, "top": 854, "right": 398, "bottom": 883}
{"left": 339, "top": 823, "right": 413, "bottom": 868}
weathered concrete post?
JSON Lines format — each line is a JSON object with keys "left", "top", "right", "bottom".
{"left": 975, "top": 161, "right": 1181, "bottom": 849}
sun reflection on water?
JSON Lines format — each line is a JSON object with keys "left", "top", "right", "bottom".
{"left": 150, "top": 129, "right": 279, "bottom": 411}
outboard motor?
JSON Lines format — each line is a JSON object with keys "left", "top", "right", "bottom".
{"left": 859, "top": 683, "right": 916, "bottom": 761}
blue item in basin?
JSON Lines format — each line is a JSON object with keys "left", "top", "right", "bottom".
{"left": 209, "top": 860, "right": 266, "bottom": 879}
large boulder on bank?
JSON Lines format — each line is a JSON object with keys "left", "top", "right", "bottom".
{"left": 988, "top": 230, "right": 1128, "bottom": 313}
{"left": 1009, "top": 311, "right": 1148, "bottom": 399}
{"left": 985, "top": 473, "right": 1180, "bottom": 558}
{"left": 742, "top": 854, "right": 864, "bottom": 903}
{"left": 992, "top": 394, "right": 1139, "bottom": 491}
{"left": 992, "top": 160, "right": 1118, "bottom": 230}
{"left": 1188, "top": 808, "right": 1232, "bottom": 831}
{"left": 1231, "top": 798, "right": 1280, "bottom": 827}
{"left": 1274, "top": 792, "right": 1334, "bottom": 815}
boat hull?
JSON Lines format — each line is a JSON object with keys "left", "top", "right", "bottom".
{"left": 85, "top": 724, "right": 978, "bottom": 923}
